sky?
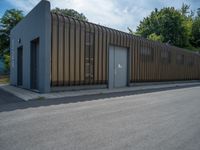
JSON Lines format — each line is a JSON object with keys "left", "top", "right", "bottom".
{"left": 0, "top": 0, "right": 200, "bottom": 32}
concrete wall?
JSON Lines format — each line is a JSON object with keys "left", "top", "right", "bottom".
{"left": 10, "top": 0, "right": 51, "bottom": 93}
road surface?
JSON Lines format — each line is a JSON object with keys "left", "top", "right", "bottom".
{"left": 0, "top": 88, "right": 23, "bottom": 105}
{"left": 0, "top": 86, "right": 200, "bottom": 150}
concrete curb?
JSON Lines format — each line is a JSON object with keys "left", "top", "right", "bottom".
{"left": 0, "top": 81, "right": 200, "bottom": 101}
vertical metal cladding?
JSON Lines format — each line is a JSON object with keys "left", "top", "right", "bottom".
{"left": 51, "top": 13, "right": 200, "bottom": 87}
{"left": 51, "top": 13, "right": 58, "bottom": 86}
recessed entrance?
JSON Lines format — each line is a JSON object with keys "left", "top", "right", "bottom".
{"left": 30, "top": 38, "right": 39, "bottom": 90}
{"left": 17, "top": 46, "right": 23, "bottom": 86}
{"left": 109, "top": 46, "right": 128, "bottom": 88}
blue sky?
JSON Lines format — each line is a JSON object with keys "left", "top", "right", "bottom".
{"left": 0, "top": 0, "right": 200, "bottom": 32}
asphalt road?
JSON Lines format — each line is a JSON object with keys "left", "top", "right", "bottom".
{"left": 0, "top": 86, "right": 200, "bottom": 150}
{"left": 0, "top": 88, "right": 23, "bottom": 105}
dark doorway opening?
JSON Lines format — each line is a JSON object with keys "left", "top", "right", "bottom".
{"left": 30, "top": 38, "right": 39, "bottom": 90}
{"left": 17, "top": 46, "right": 23, "bottom": 86}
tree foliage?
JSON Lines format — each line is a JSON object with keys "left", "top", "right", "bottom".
{"left": 0, "top": 9, "right": 23, "bottom": 55}
{"left": 0, "top": 9, "right": 24, "bottom": 72}
{"left": 180, "top": 3, "right": 190, "bottom": 16}
{"left": 136, "top": 7, "right": 190, "bottom": 47}
{"left": 133, "top": 4, "right": 200, "bottom": 51}
{"left": 52, "top": 8, "right": 88, "bottom": 21}
{"left": 197, "top": 8, "right": 200, "bottom": 17}
{"left": 191, "top": 17, "right": 200, "bottom": 47}
{"left": 147, "top": 33, "right": 164, "bottom": 42}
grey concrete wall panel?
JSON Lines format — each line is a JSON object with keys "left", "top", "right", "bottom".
{"left": 10, "top": 0, "right": 51, "bottom": 93}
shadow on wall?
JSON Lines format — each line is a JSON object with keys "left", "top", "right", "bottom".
{"left": 0, "top": 84, "right": 200, "bottom": 113}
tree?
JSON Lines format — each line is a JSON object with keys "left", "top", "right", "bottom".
{"left": 147, "top": 33, "right": 164, "bottom": 42}
{"left": 0, "top": 9, "right": 24, "bottom": 72}
{"left": 127, "top": 27, "right": 140, "bottom": 36}
{"left": 127, "top": 27, "right": 135, "bottom": 35}
{"left": 197, "top": 8, "right": 200, "bottom": 17}
{"left": 191, "top": 16, "right": 200, "bottom": 47}
{"left": 180, "top": 3, "right": 190, "bottom": 16}
{"left": 136, "top": 7, "right": 191, "bottom": 48}
{"left": 52, "top": 8, "right": 88, "bottom": 21}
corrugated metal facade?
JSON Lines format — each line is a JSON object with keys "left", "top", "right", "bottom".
{"left": 51, "top": 13, "right": 200, "bottom": 87}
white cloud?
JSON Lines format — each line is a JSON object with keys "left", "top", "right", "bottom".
{"left": 6, "top": 0, "right": 38, "bottom": 12}
{"left": 49, "top": 0, "right": 137, "bottom": 31}
{"left": 5, "top": 0, "right": 200, "bottom": 32}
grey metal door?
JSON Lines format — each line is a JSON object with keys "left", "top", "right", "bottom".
{"left": 109, "top": 46, "right": 128, "bottom": 88}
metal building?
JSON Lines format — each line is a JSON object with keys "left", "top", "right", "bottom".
{"left": 10, "top": 0, "right": 200, "bottom": 93}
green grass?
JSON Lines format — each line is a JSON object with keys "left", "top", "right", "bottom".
{"left": 35, "top": 96, "right": 45, "bottom": 100}
{"left": 0, "top": 75, "right": 9, "bottom": 84}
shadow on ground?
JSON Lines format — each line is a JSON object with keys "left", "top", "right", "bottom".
{"left": 0, "top": 84, "right": 199, "bottom": 113}
{"left": 0, "top": 88, "right": 24, "bottom": 105}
